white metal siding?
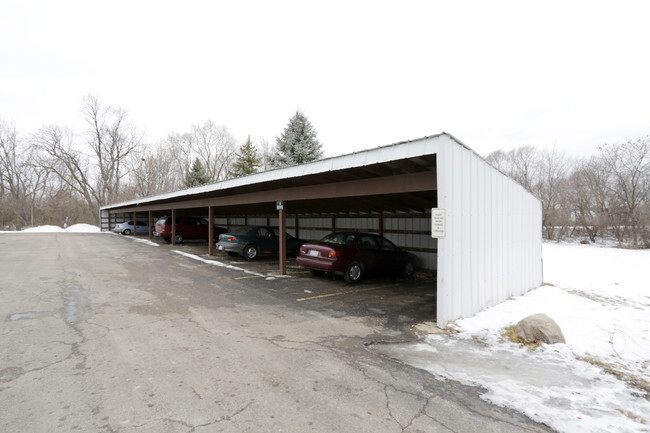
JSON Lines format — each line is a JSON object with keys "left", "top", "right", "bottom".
{"left": 436, "top": 141, "right": 542, "bottom": 327}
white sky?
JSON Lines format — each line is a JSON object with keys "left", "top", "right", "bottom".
{"left": 2, "top": 0, "right": 649, "bottom": 158}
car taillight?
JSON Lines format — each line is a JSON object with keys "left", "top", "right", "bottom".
{"left": 226, "top": 236, "right": 238, "bottom": 242}
{"left": 328, "top": 250, "right": 341, "bottom": 258}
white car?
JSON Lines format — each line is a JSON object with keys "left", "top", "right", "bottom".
{"left": 112, "top": 220, "right": 149, "bottom": 235}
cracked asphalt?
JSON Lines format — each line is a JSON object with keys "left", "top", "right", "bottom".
{"left": 0, "top": 233, "right": 553, "bottom": 432}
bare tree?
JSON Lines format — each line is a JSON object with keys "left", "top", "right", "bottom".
{"left": 80, "top": 94, "right": 143, "bottom": 204}
{"left": 0, "top": 120, "right": 49, "bottom": 227}
{"left": 31, "top": 124, "right": 101, "bottom": 220}
{"left": 126, "top": 142, "right": 179, "bottom": 198}
{"left": 568, "top": 159, "right": 600, "bottom": 241}
{"left": 190, "top": 120, "right": 236, "bottom": 181}
{"left": 598, "top": 137, "right": 650, "bottom": 247}
{"left": 534, "top": 148, "right": 571, "bottom": 240}
{"left": 485, "top": 146, "right": 540, "bottom": 194}
{"left": 162, "top": 121, "right": 237, "bottom": 186}
{"left": 257, "top": 138, "right": 274, "bottom": 172}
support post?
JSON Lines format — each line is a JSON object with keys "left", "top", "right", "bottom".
{"left": 279, "top": 206, "right": 287, "bottom": 275}
{"left": 148, "top": 211, "right": 153, "bottom": 239}
{"left": 208, "top": 206, "right": 214, "bottom": 256}
{"left": 133, "top": 212, "right": 137, "bottom": 236}
{"left": 171, "top": 209, "right": 176, "bottom": 245}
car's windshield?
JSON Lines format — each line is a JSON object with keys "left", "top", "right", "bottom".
{"left": 321, "top": 232, "right": 355, "bottom": 247}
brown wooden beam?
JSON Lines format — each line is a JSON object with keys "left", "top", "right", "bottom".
{"left": 208, "top": 206, "right": 214, "bottom": 255}
{"left": 278, "top": 206, "right": 286, "bottom": 275}
{"left": 109, "top": 171, "right": 436, "bottom": 213}
{"left": 171, "top": 209, "right": 176, "bottom": 245}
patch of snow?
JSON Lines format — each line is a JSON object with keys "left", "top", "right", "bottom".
{"left": 372, "top": 242, "right": 650, "bottom": 433}
{"left": 171, "top": 250, "right": 267, "bottom": 278}
{"left": 65, "top": 224, "right": 101, "bottom": 233}
{"left": 131, "top": 238, "right": 159, "bottom": 247}
{"left": 21, "top": 225, "right": 66, "bottom": 232}
{"left": 1, "top": 224, "right": 101, "bottom": 233}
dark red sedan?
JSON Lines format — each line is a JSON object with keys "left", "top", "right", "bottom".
{"left": 296, "top": 232, "right": 416, "bottom": 283}
{"left": 153, "top": 216, "right": 226, "bottom": 244}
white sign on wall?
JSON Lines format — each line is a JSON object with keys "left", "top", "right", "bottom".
{"left": 431, "top": 208, "right": 446, "bottom": 238}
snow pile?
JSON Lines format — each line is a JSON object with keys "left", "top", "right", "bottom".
{"left": 21, "top": 225, "right": 66, "bottom": 232}
{"left": 65, "top": 224, "right": 101, "bottom": 233}
{"left": 1, "top": 224, "right": 101, "bottom": 233}
{"left": 373, "top": 242, "right": 650, "bottom": 433}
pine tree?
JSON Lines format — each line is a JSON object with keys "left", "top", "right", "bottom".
{"left": 184, "top": 157, "right": 211, "bottom": 188}
{"left": 229, "top": 135, "right": 262, "bottom": 178}
{"left": 271, "top": 110, "right": 323, "bottom": 168}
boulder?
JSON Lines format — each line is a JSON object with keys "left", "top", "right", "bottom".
{"left": 516, "top": 313, "right": 566, "bottom": 344}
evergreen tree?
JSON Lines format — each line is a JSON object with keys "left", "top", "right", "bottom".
{"left": 184, "top": 157, "right": 211, "bottom": 188}
{"left": 229, "top": 135, "right": 262, "bottom": 178}
{"left": 271, "top": 110, "right": 323, "bottom": 168}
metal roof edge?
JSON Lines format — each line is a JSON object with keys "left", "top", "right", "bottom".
{"left": 101, "top": 132, "right": 465, "bottom": 211}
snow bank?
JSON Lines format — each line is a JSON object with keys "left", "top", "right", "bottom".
{"left": 1, "top": 224, "right": 101, "bottom": 233}
{"left": 21, "top": 225, "right": 66, "bottom": 232}
{"left": 65, "top": 224, "right": 101, "bottom": 233}
{"left": 373, "top": 242, "right": 650, "bottom": 433}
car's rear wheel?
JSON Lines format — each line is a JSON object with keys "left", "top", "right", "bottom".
{"left": 243, "top": 245, "right": 258, "bottom": 260}
{"left": 174, "top": 232, "right": 184, "bottom": 244}
{"left": 344, "top": 261, "right": 363, "bottom": 283}
{"left": 122, "top": 229, "right": 131, "bottom": 235}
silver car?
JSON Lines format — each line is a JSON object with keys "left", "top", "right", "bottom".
{"left": 113, "top": 220, "right": 149, "bottom": 236}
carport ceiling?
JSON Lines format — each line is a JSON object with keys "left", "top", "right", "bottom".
{"left": 108, "top": 154, "right": 437, "bottom": 216}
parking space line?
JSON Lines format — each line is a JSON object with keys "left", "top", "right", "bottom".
{"left": 296, "top": 285, "right": 391, "bottom": 302}
{"left": 233, "top": 275, "right": 266, "bottom": 280}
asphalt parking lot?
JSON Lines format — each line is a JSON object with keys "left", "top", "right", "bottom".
{"left": 0, "top": 233, "right": 552, "bottom": 433}
{"left": 162, "top": 237, "right": 439, "bottom": 335}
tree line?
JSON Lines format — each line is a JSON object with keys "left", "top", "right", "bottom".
{"left": 486, "top": 137, "right": 650, "bottom": 247}
{"left": 2, "top": 95, "right": 648, "bottom": 247}
{"left": 0, "top": 95, "right": 322, "bottom": 229}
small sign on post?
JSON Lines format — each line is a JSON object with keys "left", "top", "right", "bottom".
{"left": 276, "top": 201, "right": 284, "bottom": 210}
{"left": 431, "top": 208, "right": 446, "bottom": 238}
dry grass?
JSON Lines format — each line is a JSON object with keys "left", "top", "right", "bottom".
{"left": 578, "top": 355, "right": 650, "bottom": 403}
{"left": 500, "top": 325, "right": 542, "bottom": 349}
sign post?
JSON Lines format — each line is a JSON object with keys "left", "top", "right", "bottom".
{"left": 277, "top": 201, "right": 286, "bottom": 275}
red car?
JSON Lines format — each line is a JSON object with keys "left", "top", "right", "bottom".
{"left": 297, "top": 232, "right": 416, "bottom": 283}
{"left": 153, "top": 216, "right": 226, "bottom": 244}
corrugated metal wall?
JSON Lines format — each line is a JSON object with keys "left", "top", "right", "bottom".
{"left": 436, "top": 140, "right": 542, "bottom": 327}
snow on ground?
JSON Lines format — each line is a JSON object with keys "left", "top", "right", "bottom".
{"left": 20, "top": 225, "right": 66, "bottom": 232}
{"left": 0, "top": 224, "right": 101, "bottom": 233}
{"left": 63, "top": 223, "right": 101, "bottom": 233}
{"left": 373, "top": 242, "right": 650, "bottom": 433}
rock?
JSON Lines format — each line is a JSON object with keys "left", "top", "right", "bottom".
{"left": 516, "top": 313, "right": 566, "bottom": 344}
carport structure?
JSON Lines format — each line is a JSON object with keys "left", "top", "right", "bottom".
{"left": 101, "top": 133, "right": 542, "bottom": 327}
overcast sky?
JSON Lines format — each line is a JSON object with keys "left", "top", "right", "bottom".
{"left": 2, "top": 1, "right": 649, "bottom": 158}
